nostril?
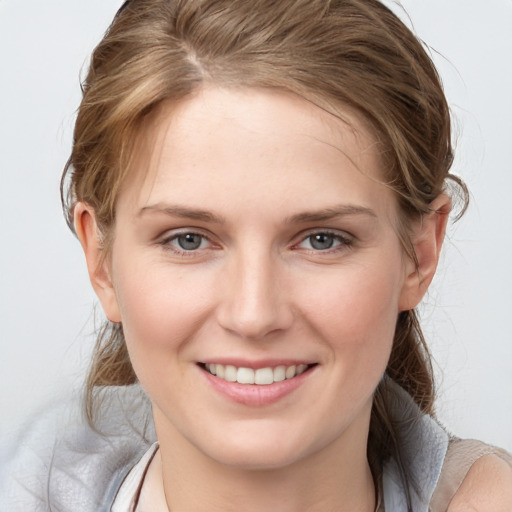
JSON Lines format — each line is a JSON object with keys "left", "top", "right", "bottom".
{"left": 216, "top": 303, "right": 294, "bottom": 341}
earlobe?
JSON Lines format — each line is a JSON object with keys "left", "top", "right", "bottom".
{"left": 399, "top": 194, "right": 451, "bottom": 311}
{"left": 74, "top": 203, "right": 122, "bottom": 323}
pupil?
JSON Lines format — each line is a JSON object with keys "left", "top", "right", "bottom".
{"left": 178, "top": 234, "right": 202, "bottom": 250}
{"left": 310, "top": 234, "right": 334, "bottom": 250}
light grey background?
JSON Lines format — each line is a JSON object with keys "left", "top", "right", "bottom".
{"left": 1, "top": 1, "right": 511, "bottom": 451}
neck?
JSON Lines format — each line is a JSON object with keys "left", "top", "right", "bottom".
{"left": 154, "top": 411, "right": 376, "bottom": 512}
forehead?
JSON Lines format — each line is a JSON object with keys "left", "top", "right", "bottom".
{"left": 119, "top": 87, "right": 396, "bottom": 221}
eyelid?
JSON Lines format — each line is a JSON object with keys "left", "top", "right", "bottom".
{"left": 158, "top": 228, "right": 219, "bottom": 255}
{"left": 156, "top": 227, "right": 354, "bottom": 256}
{"left": 294, "top": 227, "right": 354, "bottom": 242}
{"left": 292, "top": 228, "right": 354, "bottom": 252}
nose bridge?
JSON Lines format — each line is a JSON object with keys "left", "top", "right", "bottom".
{"left": 217, "top": 243, "right": 292, "bottom": 339}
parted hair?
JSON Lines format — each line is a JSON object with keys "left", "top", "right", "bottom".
{"left": 61, "top": 0, "right": 467, "bottom": 497}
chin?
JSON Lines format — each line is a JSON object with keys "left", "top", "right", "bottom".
{"left": 206, "top": 443, "right": 306, "bottom": 471}
{"left": 192, "top": 420, "right": 341, "bottom": 472}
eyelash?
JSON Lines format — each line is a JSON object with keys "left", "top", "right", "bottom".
{"left": 293, "top": 230, "right": 354, "bottom": 254}
{"left": 157, "top": 229, "right": 354, "bottom": 257}
{"left": 158, "top": 230, "right": 215, "bottom": 257}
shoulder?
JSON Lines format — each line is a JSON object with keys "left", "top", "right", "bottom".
{"left": 0, "top": 385, "right": 155, "bottom": 512}
{"left": 448, "top": 453, "right": 512, "bottom": 511}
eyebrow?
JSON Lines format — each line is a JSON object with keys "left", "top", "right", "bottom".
{"left": 139, "top": 203, "right": 377, "bottom": 224}
{"left": 138, "top": 204, "right": 226, "bottom": 224}
{"left": 286, "top": 205, "right": 377, "bottom": 224}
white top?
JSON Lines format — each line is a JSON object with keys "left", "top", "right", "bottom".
{"left": 112, "top": 442, "right": 160, "bottom": 512}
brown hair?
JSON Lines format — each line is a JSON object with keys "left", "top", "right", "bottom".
{"left": 62, "top": 0, "right": 467, "bottom": 496}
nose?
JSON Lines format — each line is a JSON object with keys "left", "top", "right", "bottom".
{"left": 216, "top": 248, "right": 294, "bottom": 340}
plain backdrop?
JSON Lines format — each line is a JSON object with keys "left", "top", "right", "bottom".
{"left": 1, "top": 0, "right": 511, "bottom": 451}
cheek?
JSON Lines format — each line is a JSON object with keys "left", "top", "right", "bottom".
{"left": 297, "top": 261, "right": 404, "bottom": 362}
{"left": 111, "top": 257, "right": 215, "bottom": 376}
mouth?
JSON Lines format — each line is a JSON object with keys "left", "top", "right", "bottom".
{"left": 199, "top": 362, "right": 316, "bottom": 385}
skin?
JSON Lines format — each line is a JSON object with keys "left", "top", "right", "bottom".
{"left": 76, "top": 87, "right": 450, "bottom": 511}
{"left": 447, "top": 455, "right": 512, "bottom": 511}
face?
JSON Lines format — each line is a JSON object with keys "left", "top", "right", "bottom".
{"left": 90, "top": 87, "right": 422, "bottom": 470}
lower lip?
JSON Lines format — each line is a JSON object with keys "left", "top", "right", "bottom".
{"left": 200, "top": 366, "right": 315, "bottom": 406}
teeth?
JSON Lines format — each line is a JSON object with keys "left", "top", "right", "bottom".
{"left": 273, "top": 365, "right": 286, "bottom": 382}
{"left": 296, "top": 364, "right": 308, "bottom": 375}
{"left": 225, "top": 365, "right": 237, "bottom": 382}
{"left": 285, "top": 365, "right": 296, "bottom": 379}
{"left": 204, "top": 363, "right": 311, "bottom": 385}
{"left": 237, "top": 367, "right": 255, "bottom": 384}
{"left": 255, "top": 367, "right": 274, "bottom": 385}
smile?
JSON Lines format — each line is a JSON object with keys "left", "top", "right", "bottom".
{"left": 203, "top": 363, "right": 312, "bottom": 385}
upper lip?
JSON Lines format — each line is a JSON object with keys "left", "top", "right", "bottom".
{"left": 199, "top": 359, "right": 317, "bottom": 369}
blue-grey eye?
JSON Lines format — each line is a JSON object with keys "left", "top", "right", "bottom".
{"left": 309, "top": 233, "right": 336, "bottom": 250}
{"left": 176, "top": 233, "right": 204, "bottom": 250}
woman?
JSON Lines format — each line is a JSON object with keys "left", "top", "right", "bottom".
{"left": 2, "top": 0, "right": 511, "bottom": 510}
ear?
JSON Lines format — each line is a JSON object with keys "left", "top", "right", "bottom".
{"left": 399, "top": 194, "right": 451, "bottom": 311}
{"left": 74, "top": 203, "right": 121, "bottom": 323}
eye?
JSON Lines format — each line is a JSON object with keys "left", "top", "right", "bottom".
{"left": 174, "top": 233, "right": 206, "bottom": 250}
{"left": 162, "top": 232, "right": 212, "bottom": 252}
{"left": 297, "top": 231, "right": 352, "bottom": 252}
{"left": 308, "top": 233, "right": 337, "bottom": 250}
